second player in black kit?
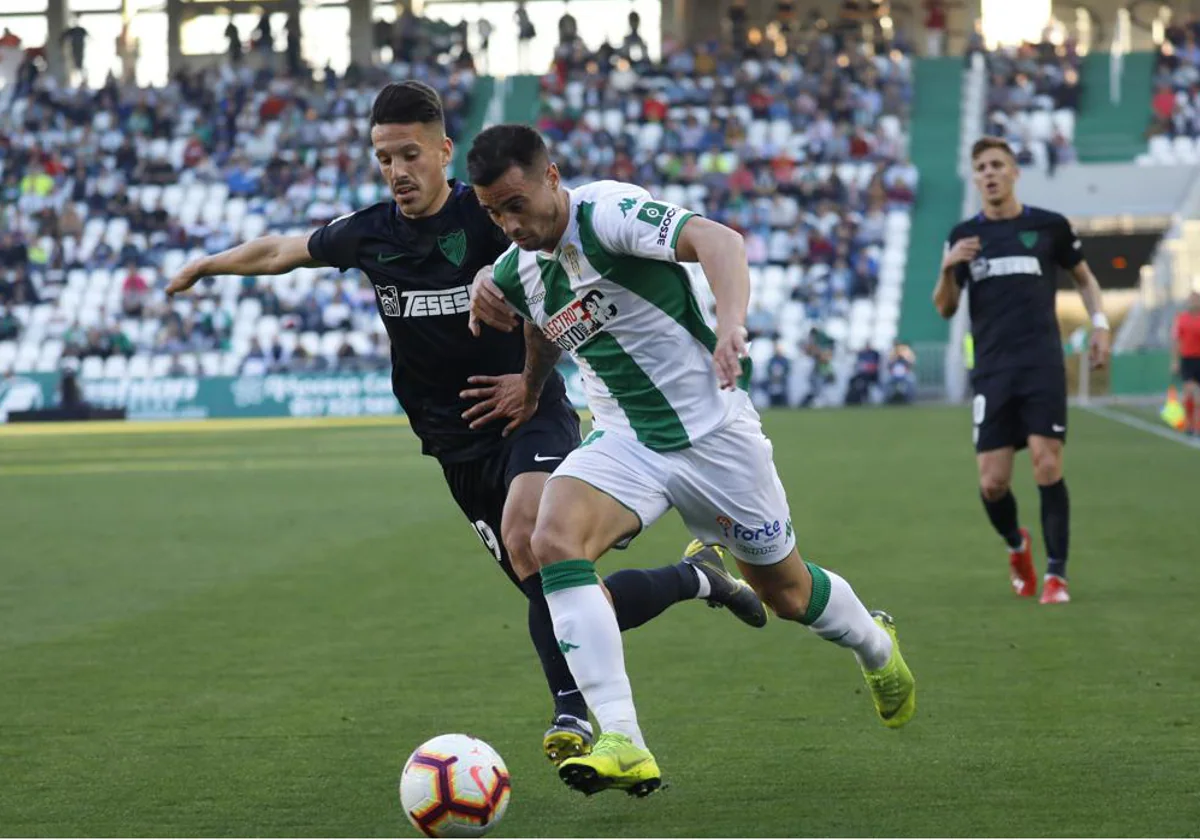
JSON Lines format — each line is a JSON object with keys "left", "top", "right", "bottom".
{"left": 935, "top": 137, "right": 1109, "bottom": 606}
{"left": 308, "top": 180, "right": 582, "bottom": 530}
{"left": 945, "top": 205, "right": 1081, "bottom": 452}
{"left": 169, "top": 81, "right": 765, "bottom": 763}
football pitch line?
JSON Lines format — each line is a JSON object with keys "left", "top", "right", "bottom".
{"left": 0, "top": 455, "right": 396, "bottom": 478}
{"left": 1081, "top": 404, "right": 1200, "bottom": 451}
{"left": 0, "top": 414, "right": 411, "bottom": 438}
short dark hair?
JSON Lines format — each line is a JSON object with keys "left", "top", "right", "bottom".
{"left": 467, "top": 124, "right": 549, "bottom": 187}
{"left": 370, "top": 81, "right": 444, "bottom": 129}
{"left": 970, "top": 136, "right": 1016, "bottom": 161}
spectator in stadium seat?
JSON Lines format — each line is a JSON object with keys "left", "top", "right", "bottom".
{"left": 884, "top": 340, "right": 917, "bottom": 404}
{"left": 923, "top": 0, "right": 947, "bottom": 57}
{"left": 121, "top": 262, "right": 149, "bottom": 317}
{"left": 0, "top": 307, "right": 19, "bottom": 341}
{"left": 802, "top": 327, "right": 836, "bottom": 408}
{"left": 764, "top": 343, "right": 792, "bottom": 408}
{"left": 241, "top": 338, "right": 268, "bottom": 376}
{"left": 845, "top": 345, "right": 882, "bottom": 405}
{"left": 167, "top": 354, "right": 187, "bottom": 377}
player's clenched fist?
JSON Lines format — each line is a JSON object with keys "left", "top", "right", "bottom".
{"left": 468, "top": 265, "right": 518, "bottom": 335}
{"left": 942, "top": 236, "right": 981, "bottom": 270}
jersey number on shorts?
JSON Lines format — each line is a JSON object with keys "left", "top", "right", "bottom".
{"left": 472, "top": 520, "right": 503, "bottom": 562}
{"left": 972, "top": 394, "right": 986, "bottom": 446}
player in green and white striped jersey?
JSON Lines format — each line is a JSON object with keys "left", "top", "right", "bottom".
{"left": 466, "top": 125, "right": 917, "bottom": 798}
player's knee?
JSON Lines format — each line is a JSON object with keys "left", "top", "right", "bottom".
{"left": 1031, "top": 450, "right": 1063, "bottom": 484}
{"left": 759, "top": 582, "right": 809, "bottom": 622}
{"left": 529, "top": 519, "right": 582, "bottom": 569}
{"left": 501, "top": 520, "right": 539, "bottom": 581}
{"left": 979, "top": 475, "right": 1011, "bottom": 501}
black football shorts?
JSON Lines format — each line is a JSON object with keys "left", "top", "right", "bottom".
{"left": 971, "top": 366, "right": 1067, "bottom": 453}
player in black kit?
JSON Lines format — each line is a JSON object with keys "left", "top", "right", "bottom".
{"left": 934, "top": 137, "right": 1111, "bottom": 606}
{"left": 168, "top": 81, "right": 766, "bottom": 764}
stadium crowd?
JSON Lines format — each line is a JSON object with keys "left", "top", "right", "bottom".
{"left": 1, "top": 3, "right": 919, "bottom": 405}
{"left": 983, "top": 32, "right": 1080, "bottom": 173}
{"left": 1149, "top": 15, "right": 1200, "bottom": 140}
{"left": 535, "top": 16, "right": 918, "bottom": 405}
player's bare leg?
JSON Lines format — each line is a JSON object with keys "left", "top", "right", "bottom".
{"left": 1029, "top": 435, "right": 1070, "bottom": 604}
{"left": 736, "top": 548, "right": 916, "bottom": 727}
{"left": 503, "top": 471, "right": 765, "bottom": 764}
{"left": 978, "top": 446, "right": 1036, "bottom": 596}
{"left": 530, "top": 477, "right": 661, "bottom": 796}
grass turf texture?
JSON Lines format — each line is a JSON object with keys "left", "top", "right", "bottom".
{"left": 1, "top": 406, "right": 1197, "bottom": 837}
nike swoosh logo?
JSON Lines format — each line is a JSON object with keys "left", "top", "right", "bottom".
{"left": 617, "top": 756, "right": 649, "bottom": 772}
{"left": 555, "top": 689, "right": 580, "bottom": 697}
{"left": 377, "top": 253, "right": 404, "bottom": 264}
{"left": 1052, "top": 425, "right": 1066, "bottom": 433}
{"left": 533, "top": 454, "right": 562, "bottom": 463}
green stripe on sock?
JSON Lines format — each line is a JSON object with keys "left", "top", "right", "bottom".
{"left": 541, "top": 559, "right": 598, "bottom": 594}
{"left": 800, "top": 562, "right": 831, "bottom": 625}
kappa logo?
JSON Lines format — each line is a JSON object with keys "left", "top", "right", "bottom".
{"left": 544, "top": 290, "right": 618, "bottom": 353}
{"left": 618, "top": 197, "right": 637, "bottom": 217}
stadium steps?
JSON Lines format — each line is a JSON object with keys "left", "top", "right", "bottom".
{"left": 898, "top": 57, "right": 963, "bottom": 349}
{"left": 451, "top": 76, "right": 495, "bottom": 180}
{"left": 501, "top": 75, "right": 542, "bottom": 125}
{"left": 1073, "top": 51, "right": 1155, "bottom": 162}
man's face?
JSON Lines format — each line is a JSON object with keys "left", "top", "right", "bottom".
{"left": 474, "top": 163, "right": 563, "bottom": 252}
{"left": 1189, "top": 291, "right": 1200, "bottom": 312}
{"left": 972, "top": 148, "right": 1018, "bottom": 206}
{"left": 370, "top": 122, "right": 452, "bottom": 218}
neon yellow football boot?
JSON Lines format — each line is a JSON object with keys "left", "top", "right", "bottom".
{"left": 557, "top": 733, "right": 662, "bottom": 797}
{"left": 862, "top": 610, "right": 917, "bottom": 728}
{"left": 543, "top": 715, "right": 593, "bottom": 765}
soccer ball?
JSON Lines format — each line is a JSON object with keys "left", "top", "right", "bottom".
{"left": 399, "top": 734, "right": 512, "bottom": 838}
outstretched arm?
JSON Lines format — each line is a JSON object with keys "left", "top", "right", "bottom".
{"left": 675, "top": 217, "right": 750, "bottom": 390}
{"left": 1068, "top": 261, "right": 1110, "bottom": 369}
{"left": 167, "top": 234, "right": 321, "bottom": 295}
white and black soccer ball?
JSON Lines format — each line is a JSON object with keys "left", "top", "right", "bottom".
{"left": 399, "top": 734, "right": 511, "bottom": 838}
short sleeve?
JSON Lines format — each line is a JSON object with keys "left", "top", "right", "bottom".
{"left": 491, "top": 245, "right": 531, "bottom": 321}
{"left": 1053, "top": 215, "right": 1084, "bottom": 270}
{"left": 589, "top": 188, "right": 700, "bottom": 262}
{"left": 307, "top": 210, "right": 362, "bottom": 271}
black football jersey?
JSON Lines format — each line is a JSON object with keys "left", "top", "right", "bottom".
{"left": 307, "top": 180, "right": 570, "bottom": 463}
{"left": 946, "top": 205, "right": 1084, "bottom": 376}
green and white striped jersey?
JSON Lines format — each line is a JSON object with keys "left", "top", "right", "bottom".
{"left": 491, "top": 180, "right": 750, "bottom": 452}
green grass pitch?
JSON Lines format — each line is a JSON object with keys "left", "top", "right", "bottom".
{"left": 1, "top": 406, "right": 1198, "bottom": 837}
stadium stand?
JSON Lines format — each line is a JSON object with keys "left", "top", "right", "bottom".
{"left": 983, "top": 37, "right": 1080, "bottom": 172}
{"left": 535, "top": 30, "right": 917, "bottom": 406}
{"left": 1140, "top": 16, "right": 1200, "bottom": 165}
{"left": 0, "top": 58, "right": 475, "bottom": 380}
{"left": 1, "top": 13, "right": 915, "bottom": 408}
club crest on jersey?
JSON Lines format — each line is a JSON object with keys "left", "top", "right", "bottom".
{"left": 562, "top": 244, "right": 583, "bottom": 279}
{"left": 544, "top": 290, "right": 618, "bottom": 353}
{"left": 1019, "top": 231, "right": 1039, "bottom": 250}
{"left": 376, "top": 285, "right": 402, "bottom": 317}
{"left": 438, "top": 229, "right": 467, "bottom": 266}
{"left": 969, "top": 257, "right": 989, "bottom": 281}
